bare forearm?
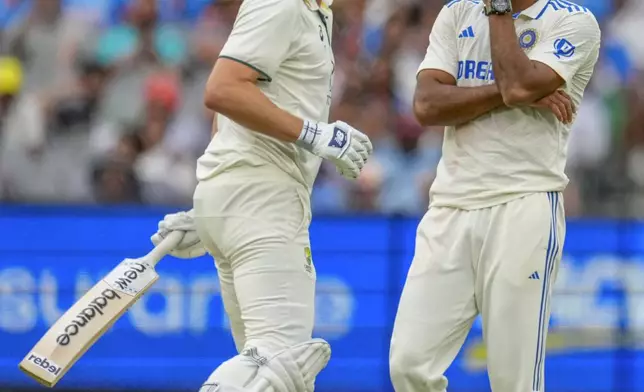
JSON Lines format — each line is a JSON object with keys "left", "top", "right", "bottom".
{"left": 488, "top": 14, "right": 552, "bottom": 104}
{"left": 204, "top": 81, "right": 303, "bottom": 143}
{"left": 414, "top": 83, "right": 504, "bottom": 126}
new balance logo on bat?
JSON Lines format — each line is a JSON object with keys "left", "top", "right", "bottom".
{"left": 459, "top": 26, "right": 475, "bottom": 38}
{"left": 55, "top": 260, "right": 155, "bottom": 346}
{"left": 106, "top": 260, "right": 155, "bottom": 296}
{"left": 24, "top": 353, "right": 62, "bottom": 376}
{"left": 529, "top": 271, "right": 540, "bottom": 280}
{"left": 55, "top": 289, "right": 122, "bottom": 346}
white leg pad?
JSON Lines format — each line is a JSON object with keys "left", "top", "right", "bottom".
{"left": 199, "top": 339, "right": 331, "bottom": 392}
{"left": 198, "top": 382, "right": 247, "bottom": 392}
{"left": 249, "top": 338, "right": 331, "bottom": 392}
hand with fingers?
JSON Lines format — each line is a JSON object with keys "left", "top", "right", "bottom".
{"left": 296, "top": 120, "right": 374, "bottom": 180}
{"left": 531, "top": 90, "right": 576, "bottom": 124}
{"left": 150, "top": 209, "right": 207, "bottom": 259}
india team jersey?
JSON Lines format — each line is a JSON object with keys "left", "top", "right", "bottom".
{"left": 196, "top": 0, "right": 335, "bottom": 190}
{"left": 419, "top": 0, "right": 601, "bottom": 210}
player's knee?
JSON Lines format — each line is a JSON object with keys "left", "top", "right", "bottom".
{"left": 389, "top": 345, "right": 417, "bottom": 390}
{"left": 390, "top": 350, "right": 416, "bottom": 390}
{"left": 202, "top": 354, "right": 258, "bottom": 389}
{"left": 201, "top": 340, "right": 330, "bottom": 392}
{"left": 389, "top": 346, "right": 447, "bottom": 392}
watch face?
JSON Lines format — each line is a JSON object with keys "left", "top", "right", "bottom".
{"left": 492, "top": 0, "right": 510, "bottom": 9}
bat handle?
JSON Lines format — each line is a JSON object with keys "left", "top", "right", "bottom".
{"left": 144, "top": 231, "right": 184, "bottom": 265}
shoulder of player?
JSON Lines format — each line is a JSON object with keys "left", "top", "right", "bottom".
{"left": 241, "top": 0, "right": 301, "bottom": 13}
{"left": 443, "top": 0, "right": 482, "bottom": 13}
{"left": 547, "top": 4, "right": 601, "bottom": 39}
{"left": 440, "top": 0, "right": 483, "bottom": 24}
{"left": 542, "top": 1, "right": 599, "bottom": 28}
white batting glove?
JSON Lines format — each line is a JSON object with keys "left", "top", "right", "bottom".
{"left": 150, "top": 209, "right": 207, "bottom": 259}
{"left": 296, "top": 120, "right": 373, "bottom": 180}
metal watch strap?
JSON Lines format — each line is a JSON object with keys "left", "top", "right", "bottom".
{"left": 484, "top": 0, "right": 512, "bottom": 15}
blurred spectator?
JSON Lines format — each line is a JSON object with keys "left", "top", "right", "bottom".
{"left": 92, "top": 158, "right": 142, "bottom": 204}
{"left": 0, "top": 55, "right": 47, "bottom": 201}
{"left": 4, "top": 0, "right": 94, "bottom": 93}
{"left": 49, "top": 58, "right": 110, "bottom": 134}
{"left": 0, "top": 0, "right": 642, "bottom": 217}
{"left": 190, "top": 0, "right": 239, "bottom": 72}
{"left": 94, "top": 0, "right": 186, "bottom": 68}
{"left": 133, "top": 71, "right": 198, "bottom": 205}
{"left": 374, "top": 115, "right": 441, "bottom": 214}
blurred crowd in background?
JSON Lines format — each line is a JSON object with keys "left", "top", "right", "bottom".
{"left": 0, "top": 0, "right": 643, "bottom": 216}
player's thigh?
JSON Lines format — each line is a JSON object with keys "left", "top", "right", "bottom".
{"left": 390, "top": 208, "right": 478, "bottom": 380}
{"left": 479, "top": 192, "right": 565, "bottom": 392}
{"left": 232, "top": 226, "right": 315, "bottom": 352}
{"left": 195, "top": 177, "right": 315, "bottom": 351}
{"left": 193, "top": 219, "right": 247, "bottom": 352}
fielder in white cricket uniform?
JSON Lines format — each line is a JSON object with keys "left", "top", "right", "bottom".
{"left": 390, "top": 0, "right": 600, "bottom": 391}
{"left": 150, "top": 0, "right": 373, "bottom": 391}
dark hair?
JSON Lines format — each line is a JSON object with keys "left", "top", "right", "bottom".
{"left": 76, "top": 58, "right": 108, "bottom": 77}
{"left": 120, "top": 133, "right": 145, "bottom": 155}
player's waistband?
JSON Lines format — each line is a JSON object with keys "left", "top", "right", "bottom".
{"left": 429, "top": 190, "right": 564, "bottom": 211}
{"left": 201, "top": 163, "right": 309, "bottom": 186}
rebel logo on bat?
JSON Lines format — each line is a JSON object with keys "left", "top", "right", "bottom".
{"left": 24, "top": 353, "right": 63, "bottom": 375}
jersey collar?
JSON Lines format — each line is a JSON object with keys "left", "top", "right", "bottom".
{"left": 303, "top": 0, "right": 333, "bottom": 11}
{"left": 514, "top": 0, "right": 549, "bottom": 19}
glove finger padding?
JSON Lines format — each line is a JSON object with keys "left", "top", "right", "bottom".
{"left": 170, "top": 231, "right": 207, "bottom": 259}
{"left": 353, "top": 142, "right": 370, "bottom": 162}
{"left": 151, "top": 209, "right": 206, "bottom": 259}
{"left": 345, "top": 149, "right": 366, "bottom": 170}
{"left": 352, "top": 130, "right": 374, "bottom": 155}
{"left": 150, "top": 230, "right": 185, "bottom": 248}
{"left": 151, "top": 230, "right": 205, "bottom": 259}
{"left": 335, "top": 162, "right": 359, "bottom": 180}
{"left": 159, "top": 211, "right": 196, "bottom": 232}
{"left": 172, "top": 230, "right": 201, "bottom": 250}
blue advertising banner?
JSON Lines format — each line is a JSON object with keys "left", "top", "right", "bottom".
{"left": 0, "top": 205, "right": 643, "bottom": 391}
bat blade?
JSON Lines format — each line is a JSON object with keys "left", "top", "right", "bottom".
{"left": 19, "top": 258, "right": 159, "bottom": 388}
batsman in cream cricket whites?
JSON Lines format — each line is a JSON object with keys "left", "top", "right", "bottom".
{"left": 151, "top": 0, "right": 371, "bottom": 390}
{"left": 18, "top": 0, "right": 374, "bottom": 389}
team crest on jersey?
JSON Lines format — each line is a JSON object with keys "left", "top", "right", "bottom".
{"left": 554, "top": 38, "right": 576, "bottom": 58}
{"left": 304, "top": 246, "right": 313, "bottom": 274}
{"left": 303, "top": 0, "right": 318, "bottom": 10}
{"left": 519, "top": 29, "right": 538, "bottom": 51}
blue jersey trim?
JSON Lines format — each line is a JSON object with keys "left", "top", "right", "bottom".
{"left": 535, "top": 0, "right": 590, "bottom": 19}
{"left": 447, "top": 0, "right": 481, "bottom": 8}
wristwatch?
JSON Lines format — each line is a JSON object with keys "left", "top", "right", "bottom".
{"left": 484, "top": 0, "right": 513, "bottom": 15}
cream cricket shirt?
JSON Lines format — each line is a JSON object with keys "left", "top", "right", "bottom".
{"left": 196, "top": 0, "right": 335, "bottom": 190}
{"left": 419, "top": 0, "right": 601, "bottom": 210}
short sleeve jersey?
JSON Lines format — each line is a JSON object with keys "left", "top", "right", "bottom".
{"left": 196, "top": 0, "right": 335, "bottom": 190}
{"left": 418, "top": 0, "right": 601, "bottom": 209}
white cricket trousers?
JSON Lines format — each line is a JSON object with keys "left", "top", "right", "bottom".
{"left": 390, "top": 192, "right": 565, "bottom": 392}
{"left": 192, "top": 167, "right": 316, "bottom": 354}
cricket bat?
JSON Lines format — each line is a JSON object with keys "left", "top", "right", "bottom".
{"left": 19, "top": 231, "right": 184, "bottom": 388}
